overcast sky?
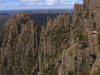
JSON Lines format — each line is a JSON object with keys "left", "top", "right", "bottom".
{"left": 0, "top": 0, "right": 82, "bottom": 10}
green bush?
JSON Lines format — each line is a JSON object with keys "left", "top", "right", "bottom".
{"left": 78, "top": 72, "right": 90, "bottom": 75}
{"left": 47, "top": 54, "right": 57, "bottom": 60}
{"left": 84, "top": 72, "right": 90, "bottom": 75}
{"left": 93, "top": 22, "right": 96, "bottom": 28}
{"left": 68, "top": 71, "right": 74, "bottom": 75}
{"left": 95, "top": 67, "right": 100, "bottom": 75}
{"left": 48, "top": 71, "right": 58, "bottom": 75}
{"left": 74, "top": 33, "right": 86, "bottom": 42}
{"left": 43, "top": 67, "right": 48, "bottom": 73}
{"left": 27, "top": 59, "right": 38, "bottom": 75}
{"left": 78, "top": 12, "right": 82, "bottom": 17}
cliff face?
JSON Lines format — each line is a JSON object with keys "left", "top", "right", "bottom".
{"left": 0, "top": 0, "right": 100, "bottom": 75}
{"left": 0, "top": 12, "right": 40, "bottom": 75}
{"left": 0, "top": 12, "right": 70, "bottom": 75}
{"left": 58, "top": 0, "right": 100, "bottom": 75}
{"left": 38, "top": 13, "right": 70, "bottom": 75}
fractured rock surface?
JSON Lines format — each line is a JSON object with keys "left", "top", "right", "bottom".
{"left": 0, "top": 12, "right": 40, "bottom": 75}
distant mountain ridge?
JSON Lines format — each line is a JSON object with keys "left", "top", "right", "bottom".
{"left": 0, "top": 9, "right": 73, "bottom": 31}
{"left": 0, "top": 9, "right": 73, "bottom": 15}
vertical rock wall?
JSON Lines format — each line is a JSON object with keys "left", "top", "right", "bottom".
{"left": 58, "top": 0, "right": 100, "bottom": 75}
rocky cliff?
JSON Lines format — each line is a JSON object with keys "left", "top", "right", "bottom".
{"left": 0, "top": 11, "right": 70, "bottom": 75}
{"left": 38, "top": 12, "right": 70, "bottom": 75}
{"left": 58, "top": 0, "right": 100, "bottom": 75}
{"left": 0, "top": 12, "right": 40, "bottom": 75}
{"left": 1, "top": 0, "right": 100, "bottom": 75}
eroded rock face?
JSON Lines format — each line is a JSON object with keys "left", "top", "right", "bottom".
{"left": 0, "top": 11, "right": 71, "bottom": 75}
{"left": 58, "top": 0, "right": 100, "bottom": 75}
{"left": 91, "top": 54, "right": 100, "bottom": 75}
{"left": 0, "top": 12, "right": 40, "bottom": 75}
{"left": 0, "top": 12, "right": 70, "bottom": 75}
{"left": 38, "top": 13, "right": 70, "bottom": 75}
{"left": 58, "top": 50, "right": 74, "bottom": 75}
{"left": 1, "top": 0, "right": 100, "bottom": 75}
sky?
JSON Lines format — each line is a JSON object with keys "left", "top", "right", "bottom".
{"left": 0, "top": 0, "right": 83, "bottom": 10}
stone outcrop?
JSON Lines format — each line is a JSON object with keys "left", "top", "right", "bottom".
{"left": 0, "top": 11, "right": 70, "bottom": 75}
{"left": 1, "top": 0, "right": 100, "bottom": 75}
{"left": 0, "top": 12, "right": 40, "bottom": 75}
{"left": 58, "top": 0, "right": 100, "bottom": 75}
{"left": 91, "top": 54, "right": 100, "bottom": 75}
{"left": 95, "top": 0, "right": 100, "bottom": 29}
{"left": 38, "top": 13, "right": 70, "bottom": 75}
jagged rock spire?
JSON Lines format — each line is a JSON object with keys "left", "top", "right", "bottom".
{"left": 0, "top": 12, "right": 40, "bottom": 75}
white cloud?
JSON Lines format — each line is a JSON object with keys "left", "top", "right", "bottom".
{"left": 18, "top": 0, "right": 82, "bottom": 5}
{"left": 46, "top": 0, "right": 66, "bottom": 4}
{"left": 20, "top": 0, "right": 36, "bottom": 1}
{"left": 45, "top": 0, "right": 67, "bottom": 5}
{"left": 45, "top": 0, "right": 81, "bottom": 5}
{"left": 19, "top": 0, "right": 41, "bottom": 2}
{"left": 68, "top": 0, "right": 82, "bottom": 4}
{"left": 19, "top": 0, "right": 67, "bottom": 5}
